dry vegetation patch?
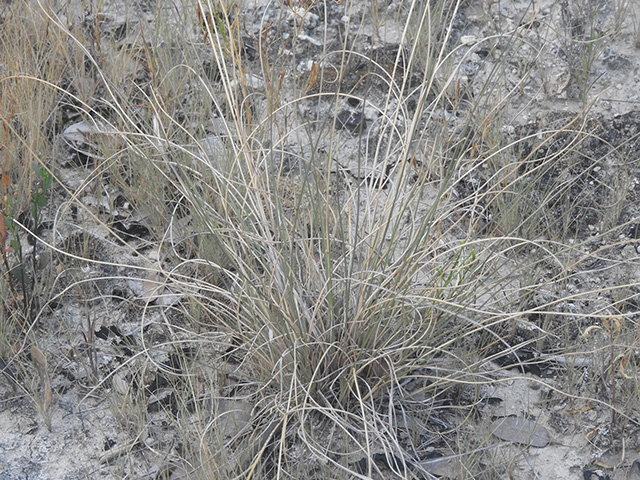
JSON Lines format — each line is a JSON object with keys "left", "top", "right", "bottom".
{"left": 1, "top": 0, "right": 640, "bottom": 479}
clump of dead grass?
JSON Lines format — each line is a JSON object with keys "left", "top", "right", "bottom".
{"left": 1, "top": 0, "right": 640, "bottom": 479}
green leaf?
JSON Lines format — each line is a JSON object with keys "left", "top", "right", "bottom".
{"left": 31, "top": 204, "right": 40, "bottom": 225}
{"left": 42, "top": 172, "right": 52, "bottom": 190}
{"left": 33, "top": 193, "right": 47, "bottom": 208}
{"left": 34, "top": 163, "right": 53, "bottom": 191}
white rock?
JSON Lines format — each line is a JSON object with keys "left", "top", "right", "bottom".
{"left": 460, "top": 35, "right": 477, "bottom": 45}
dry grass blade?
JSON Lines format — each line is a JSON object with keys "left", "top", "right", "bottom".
{"left": 30, "top": 345, "right": 53, "bottom": 431}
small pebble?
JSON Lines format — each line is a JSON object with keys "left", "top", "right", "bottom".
{"left": 336, "top": 110, "right": 366, "bottom": 133}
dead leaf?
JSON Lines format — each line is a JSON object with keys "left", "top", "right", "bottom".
{"left": 112, "top": 372, "right": 130, "bottom": 396}
{"left": 62, "top": 120, "right": 105, "bottom": 149}
{"left": 566, "top": 402, "right": 593, "bottom": 414}
{"left": 141, "top": 272, "right": 164, "bottom": 302}
{"left": 628, "top": 460, "right": 640, "bottom": 480}
{"left": 128, "top": 273, "right": 164, "bottom": 303}
{"left": 216, "top": 399, "right": 252, "bottom": 438}
{"left": 491, "top": 416, "right": 550, "bottom": 447}
{"left": 420, "top": 453, "right": 455, "bottom": 478}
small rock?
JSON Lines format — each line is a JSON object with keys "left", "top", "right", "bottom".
{"left": 336, "top": 110, "right": 366, "bottom": 133}
{"left": 460, "top": 35, "right": 477, "bottom": 45}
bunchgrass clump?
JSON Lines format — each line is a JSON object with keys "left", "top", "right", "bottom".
{"left": 1, "top": 0, "right": 639, "bottom": 478}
